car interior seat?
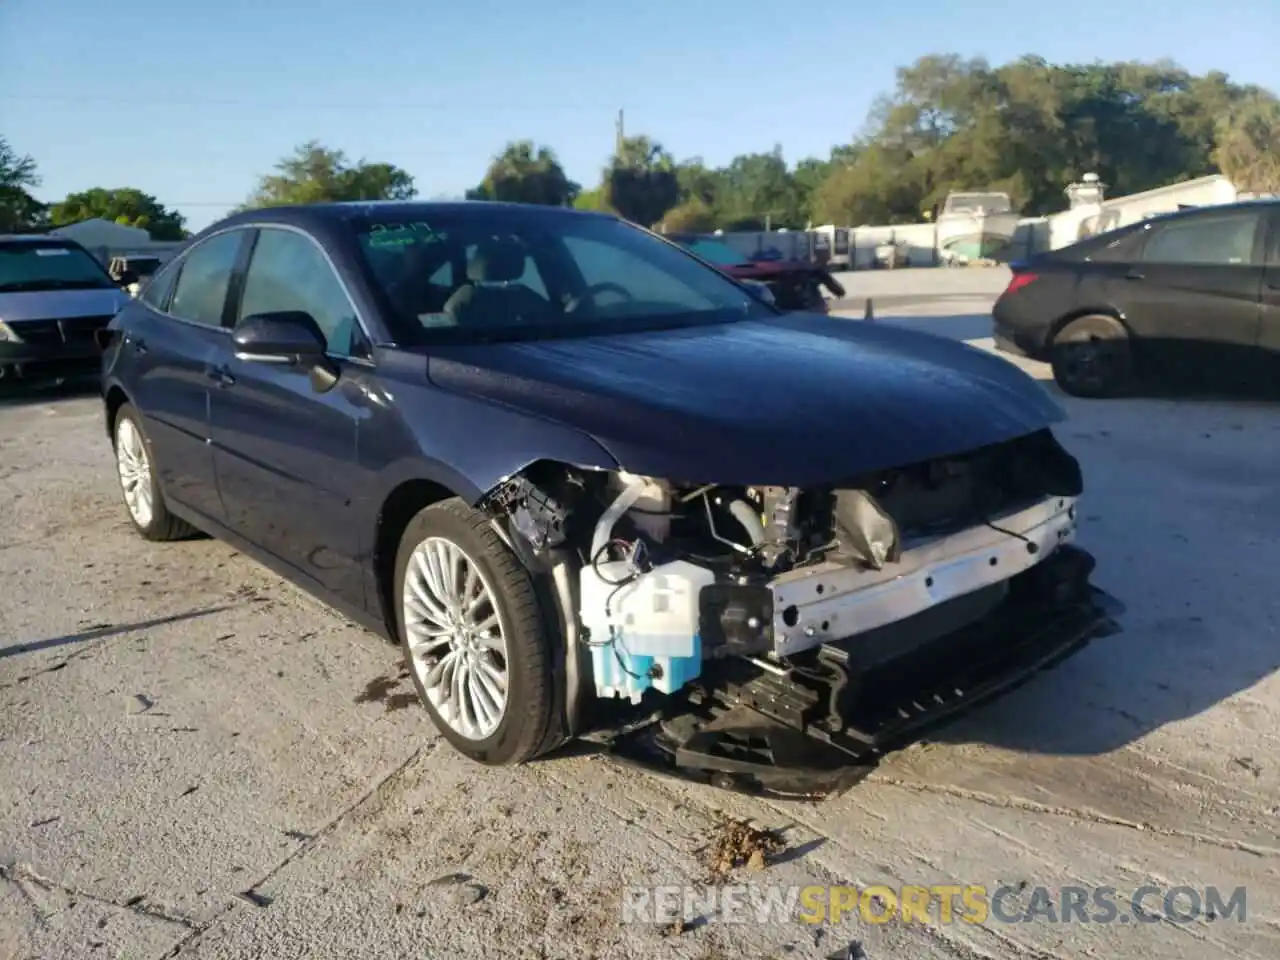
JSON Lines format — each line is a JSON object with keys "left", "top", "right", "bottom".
{"left": 443, "top": 236, "right": 549, "bottom": 327}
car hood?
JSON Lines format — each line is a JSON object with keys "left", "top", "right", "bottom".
{"left": 0, "top": 287, "right": 129, "bottom": 323}
{"left": 425, "top": 313, "right": 1066, "bottom": 487}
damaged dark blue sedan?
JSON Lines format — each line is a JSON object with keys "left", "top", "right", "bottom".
{"left": 98, "top": 201, "right": 1114, "bottom": 793}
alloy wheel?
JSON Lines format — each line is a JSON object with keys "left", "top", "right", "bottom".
{"left": 115, "top": 417, "right": 154, "bottom": 529}
{"left": 402, "top": 536, "right": 510, "bottom": 740}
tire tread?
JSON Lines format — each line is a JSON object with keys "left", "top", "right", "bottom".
{"left": 113, "top": 403, "right": 198, "bottom": 542}
{"left": 396, "top": 498, "right": 566, "bottom": 765}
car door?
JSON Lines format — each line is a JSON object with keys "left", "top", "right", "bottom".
{"left": 1110, "top": 208, "right": 1265, "bottom": 364}
{"left": 208, "top": 224, "right": 370, "bottom": 607}
{"left": 123, "top": 229, "right": 250, "bottom": 526}
{"left": 1256, "top": 207, "right": 1280, "bottom": 355}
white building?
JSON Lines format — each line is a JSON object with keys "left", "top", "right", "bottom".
{"left": 1044, "top": 174, "right": 1239, "bottom": 250}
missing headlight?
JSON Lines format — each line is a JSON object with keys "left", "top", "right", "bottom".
{"left": 831, "top": 489, "right": 902, "bottom": 570}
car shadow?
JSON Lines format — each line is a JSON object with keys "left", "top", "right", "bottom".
{"left": 913, "top": 405, "right": 1279, "bottom": 759}
{"left": 0, "top": 375, "right": 101, "bottom": 409}
{"left": 919, "top": 596, "right": 1278, "bottom": 758}
{"left": 0, "top": 606, "right": 233, "bottom": 660}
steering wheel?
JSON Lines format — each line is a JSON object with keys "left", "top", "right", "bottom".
{"left": 564, "top": 281, "right": 635, "bottom": 314}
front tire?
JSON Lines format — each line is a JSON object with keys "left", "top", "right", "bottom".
{"left": 394, "top": 498, "right": 563, "bottom": 765}
{"left": 1050, "top": 314, "right": 1134, "bottom": 398}
{"left": 112, "top": 403, "right": 197, "bottom": 541}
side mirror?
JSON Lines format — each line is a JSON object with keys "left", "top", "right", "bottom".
{"left": 232, "top": 311, "right": 327, "bottom": 366}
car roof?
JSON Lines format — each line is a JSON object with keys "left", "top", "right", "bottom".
{"left": 0, "top": 233, "right": 88, "bottom": 246}
{"left": 1131, "top": 198, "right": 1280, "bottom": 228}
{"left": 206, "top": 200, "right": 618, "bottom": 237}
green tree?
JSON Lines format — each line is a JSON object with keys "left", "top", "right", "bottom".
{"left": 49, "top": 187, "right": 187, "bottom": 240}
{"left": 603, "top": 135, "right": 679, "bottom": 227}
{"left": 810, "top": 143, "right": 926, "bottom": 225}
{"left": 1213, "top": 93, "right": 1280, "bottom": 193}
{"left": 466, "top": 140, "right": 578, "bottom": 206}
{"left": 709, "top": 146, "right": 805, "bottom": 229}
{"left": 0, "top": 136, "right": 46, "bottom": 232}
{"left": 810, "top": 54, "right": 1273, "bottom": 224}
{"left": 658, "top": 197, "right": 716, "bottom": 233}
{"left": 572, "top": 186, "right": 613, "bottom": 213}
{"left": 791, "top": 148, "right": 859, "bottom": 224}
{"left": 674, "top": 158, "right": 722, "bottom": 207}
{"left": 241, "top": 141, "right": 416, "bottom": 210}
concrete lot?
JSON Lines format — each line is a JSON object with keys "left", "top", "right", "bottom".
{"left": 3, "top": 268, "right": 1279, "bottom": 959}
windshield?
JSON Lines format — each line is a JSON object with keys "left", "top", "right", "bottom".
{"left": 0, "top": 241, "right": 116, "bottom": 292}
{"left": 353, "top": 212, "right": 775, "bottom": 343}
{"left": 677, "top": 237, "right": 750, "bottom": 266}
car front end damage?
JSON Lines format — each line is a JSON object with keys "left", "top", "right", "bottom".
{"left": 478, "top": 427, "right": 1119, "bottom": 797}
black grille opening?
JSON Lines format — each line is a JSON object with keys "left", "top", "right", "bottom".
{"left": 58, "top": 315, "right": 115, "bottom": 343}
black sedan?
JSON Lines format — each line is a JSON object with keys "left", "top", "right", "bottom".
{"left": 99, "top": 201, "right": 1111, "bottom": 785}
{"left": 993, "top": 199, "right": 1280, "bottom": 397}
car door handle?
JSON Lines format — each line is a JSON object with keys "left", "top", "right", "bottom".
{"left": 1124, "top": 270, "right": 1145, "bottom": 281}
{"left": 207, "top": 365, "right": 236, "bottom": 388}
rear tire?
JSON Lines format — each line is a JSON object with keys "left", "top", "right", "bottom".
{"left": 394, "top": 498, "right": 565, "bottom": 765}
{"left": 112, "top": 402, "right": 197, "bottom": 541}
{"left": 1050, "top": 314, "right": 1133, "bottom": 398}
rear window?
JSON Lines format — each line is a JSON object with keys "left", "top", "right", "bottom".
{"left": 0, "top": 241, "right": 115, "bottom": 293}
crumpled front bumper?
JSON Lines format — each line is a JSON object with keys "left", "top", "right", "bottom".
{"left": 772, "top": 495, "right": 1077, "bottom": 655}
{"left": 700, "top": 496, "right": 1079, "bottom": 660}
{"left": 608, "top": 542, "right": 1119, "bottom": 798}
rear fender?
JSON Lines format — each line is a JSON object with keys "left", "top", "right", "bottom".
{"left": 1049, "top": 306, "right": 1133, "bottom": 344}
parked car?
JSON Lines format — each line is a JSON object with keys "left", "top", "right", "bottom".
{"left": 99, "top": 201, "right": 1111, "bottom": 786}
{"left": 0, "top": 235, "right": 135, "bottom": 383}
{"left": 993, "top": 199, "right": 1280, "bottom": 397}
{"left": 665, "top": 233, "right": 845, "bottom": 312}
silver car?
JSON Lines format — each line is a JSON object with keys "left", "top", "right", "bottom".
{"left": 0, "top": 235, "right": 133, "bottom": 383}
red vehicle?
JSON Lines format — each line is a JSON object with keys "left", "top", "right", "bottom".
{"left": 667, "top": 234, "right": 845, "bottom": 313}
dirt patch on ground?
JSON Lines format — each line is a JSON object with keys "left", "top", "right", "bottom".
{"left": 698, "top": 817, "right": 785, "bottom": 881}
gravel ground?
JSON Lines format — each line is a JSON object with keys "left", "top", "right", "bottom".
{"left": 3, "top": 280, "right": 1279, "bottom": 959}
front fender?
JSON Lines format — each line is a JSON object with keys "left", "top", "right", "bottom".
{"left": 361, "top": 372, "right": 620, "bottom": 510}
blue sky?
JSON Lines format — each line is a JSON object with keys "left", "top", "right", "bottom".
{"left": 2, "top": 0, "right": 1275, "bottom": 233}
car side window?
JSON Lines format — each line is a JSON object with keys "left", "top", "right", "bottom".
{"left": 1082, "top": 229, "right": 1145, "bottom": 263}
{"left": 238, "top": 228, "right": 363, "bottom": 357}
{"left": 140, "top": 258, "right": 181, "bottom": 310}
{"left": 168, "top": 232, "right": 245, "bottom": 326}
{"left": 1141, "top": 212, "right": 1263, "bottom": 266}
